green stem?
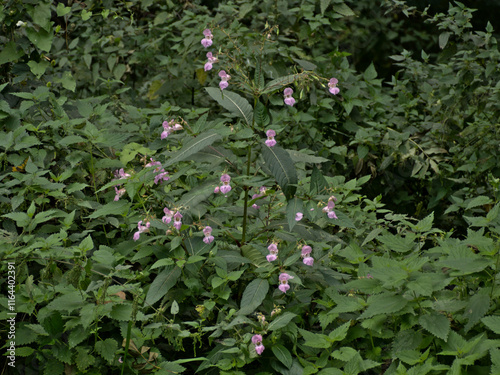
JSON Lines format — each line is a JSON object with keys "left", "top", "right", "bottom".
{"left": 121, "top": 320, "right": 133, "bottom": 375}
{"left": 241, "top": 145, "right": 252, "bottom": 245}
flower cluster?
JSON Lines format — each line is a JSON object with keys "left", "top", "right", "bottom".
{"left": 252, "top": 334, "right": 265, "bottom": 355}
{"left": 145, "top": 158, "right": 170, "bottom": 185}
{"left": 266, "top": 243, "right": 278, "bottom": 262}
{"left": 133, "top": 220, "right": 150, "bottom": 241}
{"left": 113, "top": 168, "right": 130, "bottom": 201}
{"left": 214, "top": 173, "right": 232, "bottom": 195}
{"left": 328, "top": 77, "right": 340, "bottom": 95}
{"left": 162, "top": 208, "right": 183, "bottom": 231}
{"left": 301, "top": 245, "right": 314, "bottom": 266}
{"left": 322, "top": 196, "right": 338, "bottom": 219}
{"left": 201, "top": 29, "right": 213, "bottom": 48}
{"left": 219, "top": 70, "right": 231, "bottom": 90}
{"left": 278, "top": 273, "right": 293, "bottom": 293}
{"left": 203, "top": 226, "right": 214, "bottom": 244}
{"left": 161, "top": 120, "right": 183, "bottom": 140}
{"left": 204, "top": 52, "right": 218, "bottom": 71}
{"left": 283, "top": 87, "right": 295, "bottom": 106}
{"left": 251, "top": 186, "right": 267, "bottom": 209}
{"left": 265, "top": 129, "right": 277, "bottom": 147}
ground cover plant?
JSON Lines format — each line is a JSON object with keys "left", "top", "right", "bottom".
{"left": 1, "top": 0, "right": 500, "bottom": 374}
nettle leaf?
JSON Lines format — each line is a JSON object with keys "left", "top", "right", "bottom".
{"left": 261, "top": 145, "right": 297, "bottom": 201}
{"left": 329, "top": 321, "right": 351, "bottom": 342}
{"left": 482, "top": 316, "right": 500, "bottom": 334}
{"left": 95, "top": 338, "right": 118, "bottom": 364}
{"left": 272, "top": 344, "right": 293, "bottom": 369}
{"left": 287, "top": 197, "right": 304, "bottom": 231}
{"left": 358, "top": 293, "right": 408, "bottom": 319}
{"left": 145, "top": 266, "right": 181, "bottom": 306}
{"left": 47, "top": 291, "right": 86, "bottom": 312}
{"left": 268, "top": 312, "right": 297, "bottom": 331}
{"left": 378, "top": 233, "right": 414, "bottom": 253}
{"left": 298, "top": 328, "right": 332, "bottom": 349}
{"left": 463, "top": 293, "right": 490, "bottom": 332}
{"left": 205, "top": 88, "right": 253, "bottom": 125}
{"left": 163, "top": 130, "right": 223, "bottom": 167}
{"left": 238, "top": 278, "right": 269, "bottom": 315}
{"left": 419, "top": 312, "right": 450, "bottom": 341}
{"left": 287, "top": 149, "right": 329, "bottom": 164}
{"left": 87, "top": 200, "right": 130, "bottom": 219}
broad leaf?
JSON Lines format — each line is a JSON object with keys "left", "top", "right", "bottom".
{"left": 263, "top": 74, "right": 300, "bottom": 94}
{"left": 145, "top": 266, "right": 181, "bottom": 306}
{"left": 419, "top": 312, "right": 450, "bottom": 341}
{"left": 482, "top": 316, "right": 500, "bottom": 334}
{"left": 310, "top": 165, "right": 329, "bottom": 195}
{"left": 163, "top": 130, "right": 222, "bottom": 167}
{"left": 268, "top": 312, "right": 297, "bottom": 331}
{"left": 359, "top": 293, "right": 407, "bottom": 319}
{"left": 261, "top": 145, "right": 297, "bottom": 201}
{"left": 286, "top": 197, "right": 304, "bottom": 231}
{"left": 238, "top": 278, "right": 269, "bottom": 315}
{"left": 205, "top": 88, "right": 253, "bottom": 125}
{"left": 272, "top": 345, "right": 293, "bottom": 369}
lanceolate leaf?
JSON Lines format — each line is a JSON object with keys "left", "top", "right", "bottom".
{"left": 145, "top": 266, "right": 181, "bottom": 306}
{"left": 272, "top": 345, "right": 293, "bottom": 369}
{"left": 205, "top": 88, "right": 253, "bottom": 125}
{"left": 238, "top": 278, "right": 269, "bottom": 315}
{"left": 263, "top": 74, "right": 301, "bottom": 94}
{"left": 162, "top": 130, "right": 222, "bottom": 167}
{"left": 254, "top": 100, "right": 270, "bottom": 126}
{"left": 261, "top": 145, "right": 297, "bottom": 201}
{"left": 287, "top": 197, "right": 304, "bottom": 231}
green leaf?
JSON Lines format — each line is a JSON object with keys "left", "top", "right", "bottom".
{"left": 68, "top": 326, "right": 89, "bottom": 348}
{"left": 28, "top": 60, "right": 50, "bottom": 79}
{"left": 75, "top": 347, "right": 95, "bottom": 371}
{"left": 482, "top": 316, "right": 500, "bottom": 334}
{"left": 238, "top": 278, "right": 269, "bottom": 315}
{"left": 287, "top": 197, "right": 304, "bottom": 231}
{"left": 320, "top": 0, "right": 331, "bottom": 14}
{"left": 263, "top": 74, "right": 300, "bottom": 94}
{"left": 310, "top": 165, "right": 329, "bottom": 195}
{"left": 205, "top": 88, "right": 253, "bottom": 125}
{"left": 145, "top": 266, "right": 181, "bottom": 306}
{"left": 334, "top": 3, "right": 355, "bottom": 16}
{"left": 60, "top": 71, "right": 76, "bottom": 92}
{"left": 110, "top": 304, "right": 132, "bottom": 321}
{"left": 466, "top": 195, "right": 492, "bottom": 210}
{"left": 47, "top": 291, "right": 86, "bottom": 312}
{"left": 261, "top": 145, "right": 298, "bottom": 201}
{"left": 378, "top": 233, "right": 414, "bottom": 253}
{"left": 95, "top": 338, "right": 118, "bottom": 364}
{"left": 0, "top": 41, "right": 25, "bottom": 65}
{"left": 419, "top": 312, "right": 450, "bottom": 341}
{"left": 26, "top": 26, "right": 54, "bottom": 52}
{"left": 87, "top": 200, "right": 130, "bottom": 219}
{"left": 56, "top": 3, "right": 72, "bottom": 16}
{"left": 463, "top": 293, "right": 490, "bottom": 332}
{"left": 363, "top": 63, "right": 377, "bottom": 81}
{"left": 292, "top": 58, "right": 317, "bottom": 70}
{"left": 163, "top": 130, "right": 222, "bottom": 168}
{"left": 272, "top": 345, "right": 293, "bottom": 369}
{"left": 254, "top": 100, "right": 270, "bottom": 126}
{"left": 3, "top": 212, "right": 30, "bottom": 228}
{"left": 412, "top": 212, "right": 434, "bottom": 232}
{"left": 358, "top": 293, "right": 407, "bottom": 319}
{"left": 287, "top": 149, "right": 329, "bottom": 164}
{"left": 268, "top": 312, "right": 297, "bottom": 331}
{"left": 298, "top": 328, "right": 332, "bottom": 349}
{"left": 439, "top": 32, "right": 450, "bottom": 49}
{"left": 328, "top": 321, "right": 351, "bottom": 342}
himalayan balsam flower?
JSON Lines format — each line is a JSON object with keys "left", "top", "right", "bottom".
{"left": 295, "top": 212, "right": 303, "bottom": 221}
{"left": 278, "top": 273, "right": 293, "bottom": 293}
{"left": 323, "top": 196, "right": 338, "bottom": 219}
{"left": 204, "top": 52, "right": 218, "bottom": 71}
{"left": 266, "top": 243, "right": 279, "bottom": 262}
{"left": 219, "top": 173, "right": 232, "bottom": 194}
{"left": 114, "top": 186, "right": 126, "bottom": 201}
{"left": 219, "top": 70, "right": 231, "bottom": 90}
{"left": 145, "top": 158, "right": 170, "bottom": 185}
{"left": 114, "top": 168, "right": 131, "bottom": 180}
{"left": 203, "top": 226, "right": 214, "bottom": 244}
{"left": 328, "top": 77, "right": 340, "bottom": 95}
{"left": 161, "top": 120, "right": 183, "bottom": 139}
{"left": 303, "top": 257, "right": 314, "bottom": 266}
{"left": 265, "top": 129, "right": 277, "bottom": 147}
{"left": 214, "top": 186, "right": 220, "bottom": 194}
{"left": 283, "top": 87, "right": 295, "bottom": 106}
{"left": 162, "top": 208, "right": 174, "bottom": 224}
{"left": 173, "top": 212, "right": 183, "bottom": 230}
{"left": 251, "top": 186, "right": 267, "bottom": 209}
{"left": 301, "top": 245, "right": 314, "bottom": 266}
{"left": 252, "top": 334, "right": 265, "bottom": 355}
{"left": 133, "top": 221, "right": 150, "bottom": 241}
{"left": 201, "top": 29, "right": 213, "bottom": 48}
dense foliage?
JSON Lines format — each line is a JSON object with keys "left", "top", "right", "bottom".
{"left": 1, "top": 0, "right": 499, "bottom": 374}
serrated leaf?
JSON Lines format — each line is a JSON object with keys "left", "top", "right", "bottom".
{"left": 379, "top": 233, "right": 414, "bottom": 253}
{"left": 463, "top": 293, "right": 490, "bottom": 332}
{"left": 268, "top": 312, "right": 297, "bottom": 331}
{"left": 287, "top": 149, "right": 329, "bottom": 164}
{"left": 413, "top": 212, "right": 434, "bottom": 232}
{"left": 482, "top": 316, "right": 500, "bottom": 334}
{"left": 287, "top": 197, "right": 304, "bottom": 231}
{"left": 272, "top": 345, "right": 293, "bottom": 369}
{"left": 466, "top": 195, "right": 492, "bottom": 210}
{"left": 43, "top": 359, "right": 64, "bottom": 375}
{"left": 254, "top": 59, "right": 265, "bottom": 90}
{"left": 75, "top": 347, "right": 95, "bottom": 371}
{"left": 254, "top": 100, "right": 270, "bottom": 126}
{"left": 163, "top": 130, "right": 222, "bottom": 167}
{"left": 47, "top": 291, "right": 86, "bottom": 312}
{"left": 110, "top": 303, "right": 133, "bottom": 321}
{"left": 292, "top": 58, "right": 317, "bottom": 70}
{"left": 263, "top": 74, "right": 300, "bottom": 94}
{"left": 419, "top": 312, "right": 450, "bottom": 341}
{"left": 334, "top": 3, "right": 355, "bottom": 16}
{"left": 310, "top": 165, "right": 329, "bottom": 195}
{"left": 205, "top": 88, "right": 253, "bottom": 125}
{"left": 298, "top": 328, "right": 332, "bottom": 349}
{"left": 359, "top": 293, "right": 407, "bottom": 319}
{"left": 329, "top": 321, "right": 351, "bottom": 342}
{"left": 238, "top": 278, "right": 269, "bottom": 315}
{"left": 261, "top": 145, "right": 297, "bottom": 201}
{"left": 145, "top": 266, "right": 181, "bottom": 306}
{"left": 364, "top": 63, "right": 377, "bottom": 81}
{"left": 68, "top": 326, "right": 89, "bottom": 348}
{"left": 95, "top": 338, "right": 118, "bottom": 364}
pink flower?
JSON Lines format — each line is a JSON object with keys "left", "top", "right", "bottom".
{"left": 201, "top": 29, "right": 213, "bottom": 48}
{"left": 114, "top": 168, "right": 131, "bottom": 180}
{"left": 118, "top": 357, "right": 123, "bottom": 363}
{"left": 154, "top": 171, "right": 169, "bottom": 184}
{"left": 218, "top": 173, "right": 232, "bottom": 195}
{"left": 252, "top": 204, "right": 260, "bottom": 209}
{"left": 162, "top": 208, "right": 174, "bottom": 224}
{"left": 295, "top": 212, "right": 303, "bottom": 221}
{"left": 327, "top": 211, "right": 338, "bottom": 219}
{"left": 283, "top": 87, "right": 295, "bottom": 106}
{"left": 203, "top": 226, "right": 214, "bottom": 244}
{"left": 268, "top": 243, "right": 278, "bottom": 252}
{"left": 303, "top": 256, "right": 314, "bottom": 266}
{"left": 252, "top": 334, "right": 265, "bottom": 355}
{"left": 133, "top": 220, "right": 150, "bottom": 241}
{"left": 219, "top": 70, "right": 231, "bottom": 90}
{"left": 278, "top": 273, "right": 293, "bottom": 293}
{"left": 301, "top": 245, "right": 312, "bottom": 256}
{"left": 173, "top": 212, "right": 183, "bottom": 230}
{"left": 265, "top": 129, "right": 277, "bottom": 147}
{"left": 328, "top": 77, "right": 340, "bottom": 95}
{"left": 214, "top": 186, "right": 220, "bottom": 194}
{"left": 220, "top": 174, "right": 231, "bottom": 183}
{"left": 114, "top": 186, "right": 126, "bottom": 201}
{"left": 266, "top": 254, "right": 277, "bottom": 262}
{"left": 161, "top": 120, "right": 183, "bottom": 139}
{"left": 204, "top": 52, "right": 218, "bottom": 71}
{"left": 324, "top": 196, "right": 338, "bottom": 219}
